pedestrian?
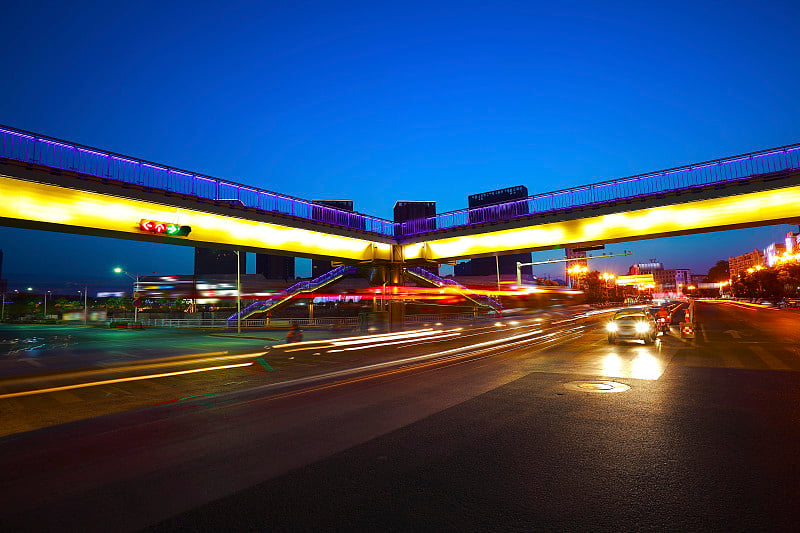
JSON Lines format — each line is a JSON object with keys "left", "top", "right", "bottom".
{"left": 286, "top": 323, "right": 303, "bottom": 343}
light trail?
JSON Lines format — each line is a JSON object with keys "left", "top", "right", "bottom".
{"left": 0, "top": 362, "right": 253, "bottom": 400}
{"left": 327, "top": 331, "right": 463, "bottom": 352}
{"left": 279, "top": 328, "right": 462, "bottom": 352}
{"left": 242, "top": 325, "right": 584, "bottom": 406}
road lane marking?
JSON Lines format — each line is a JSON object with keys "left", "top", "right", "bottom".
{"left": 748, "top": 345, "right": 792, "bottom": 371}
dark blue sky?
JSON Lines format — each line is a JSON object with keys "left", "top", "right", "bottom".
{"left": 2, "top": 0, "right": 799, "bottom": 291}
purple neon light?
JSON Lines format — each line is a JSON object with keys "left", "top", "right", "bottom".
{"left": 2, "top": 123, "right": 799, "bottom": 240}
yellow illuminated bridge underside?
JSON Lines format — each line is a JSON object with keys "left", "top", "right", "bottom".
{"left": 0, "top": 175, "right": 393, "bottom": 262}
{"left": 2, "top": 174, "right": 799, "bottom": 263}
{"left": 404, "top": 185, "right": 800, "bottom": 261}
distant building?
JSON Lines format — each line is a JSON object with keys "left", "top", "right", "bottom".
{"left": 785, "top": 231, "right": 800, "bottom": 255}
{"left": 394, "top": 201, "right": 436, "bottom": 232}
{"left": 763, "top": 242, "right": 786, "bottom": 268}
{"left": 256, "top": 254, "right": 295, "bottom": 280}
{"left": 394, "top": 201, "right": 437, "bottom": 274}
{"left": 627, "top": 262, "right": 691, "bottom": 293}
{"left": 628, "top": 262, "right": 665, "bottom": 275}
{"left": 194, "top": 248, "right": 246, "bottom": 276}
{"left": 312, "top": 200, "right": 355, "bottom": 278}
{"left": 0, "top": 248, "right": 5, "bottom": 294}
{"left": 459, "top": 187, "right": 532, "bottom": 278}
{"left": 728, "top": 249, "right": 764, "bottom": 278}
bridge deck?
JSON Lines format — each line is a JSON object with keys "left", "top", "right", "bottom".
{"left": 2, "top": 124, "right": 799, "bottom": 258}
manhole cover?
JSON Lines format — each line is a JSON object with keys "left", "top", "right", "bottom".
{"left": 564, "top": 380, "right": 630, "bottom": 393}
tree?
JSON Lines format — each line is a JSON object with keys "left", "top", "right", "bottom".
{"left": 706, "top": 260, "right": 729, "bottom": 282}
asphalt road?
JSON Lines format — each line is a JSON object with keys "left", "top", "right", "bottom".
{"left": 1, "top": 303, "right": 798, "bottom": 532}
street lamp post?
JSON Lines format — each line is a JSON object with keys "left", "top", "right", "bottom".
{"left": 78, "top": 288, "right": 88, "bottom": 324}
{"left": 235, "top": 250, "right": 241, "bottom": 335}
{"left": 113, "top": 267, "right": 139, "bottom": 322}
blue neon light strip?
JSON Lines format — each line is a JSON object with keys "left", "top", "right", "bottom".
{"left": 0, "top": 125, "right": 396, "bottom": 237}
{"left": 398, "top": 142, "right": 800, "bottom": 237}
{"left": 2, "top": 124, "right": 799, "bottom": 240}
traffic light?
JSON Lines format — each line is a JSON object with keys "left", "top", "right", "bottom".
{"left": 139, "top": 219, "right": 192, "bottom": 237}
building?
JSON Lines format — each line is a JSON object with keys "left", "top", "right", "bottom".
{"left": 0, "top": 248, "right": 5, "bottom": 294}
{"left": 394, "top": 201, "right": 436, "bottom": 231}
{"left": 627, "top": 262, "right": 692, "bottom": 293}
{"left": 256, "top": 254, "right": 295, "bottom": 280}
{"left": 394, "top": 201, "right": 437, "bottom": 274}
{"left": 728, "top": 249, "right": 764, "bottom": 278}
{"left": 783, "top": 231, "right": 800, "bottom": 255}
{"left": 763, "top": 242, "right": 786, "bottom": 268}
{"left": 312, "top": 200, "right": 354, "bottom": 278}
{"left": 194, "top": 248, "right": 246, "bottom": 276}
{"left": 459, "top": 187, "right": 532, "bottom": 278}
{"left": 785, "top": 231, "right": 800, "bottom": 255}
{"left": 628, "top": 262, "right": 665, "bottom": 275}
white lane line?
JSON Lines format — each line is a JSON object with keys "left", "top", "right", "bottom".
{"left": 700, "top": 323, "right": 708, "bottom": 343}
{"left": 749, "top": 345, "right": 792, "bottom": 371}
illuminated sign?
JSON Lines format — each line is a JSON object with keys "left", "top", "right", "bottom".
{"left": 615, "top": 274, "right": 655, "bottom": 286}
{"left": 139, "top": 219, "right": 191, "bottom": 236}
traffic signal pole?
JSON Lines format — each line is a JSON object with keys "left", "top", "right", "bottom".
{"left": 515, "top": 250, "right": 633, "bottom": 285}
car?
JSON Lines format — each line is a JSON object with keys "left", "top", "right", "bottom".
{"left": 606, "top": 308, "right": 657, "bottom": 345}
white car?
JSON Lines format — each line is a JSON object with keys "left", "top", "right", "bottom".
{"left": 606, "top": 308, "right": 657, "bottom": 345}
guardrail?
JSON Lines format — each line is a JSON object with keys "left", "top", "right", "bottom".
{"left": 0, "top": 124, "right": 396, "bottom": 237}
{"left": 404, "top": 313, "right": 484, "bottom": 323}
{"left": 142, "top": 317, "right": 360, "bottom": 328}
{"left": 400, "top": 143, "right": 800, "bottom": 236}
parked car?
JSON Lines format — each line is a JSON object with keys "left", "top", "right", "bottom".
{"left": 606, "top": 308, "right": 657, "bottom": 345}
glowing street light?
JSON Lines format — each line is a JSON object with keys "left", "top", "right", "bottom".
{"left": 113, "top": 267, "right": 139, "bottom": 322}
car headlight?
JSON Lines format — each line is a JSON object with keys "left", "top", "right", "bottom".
{"left": 606, "top": 322, "right": 618, "bottom": 332}
{"left": 635, "top": 321, "right": 651, "bottom": 333}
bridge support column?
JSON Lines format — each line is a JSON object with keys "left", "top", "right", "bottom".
{"left": 387, "top": 263, "right": 405, "bottom": 330}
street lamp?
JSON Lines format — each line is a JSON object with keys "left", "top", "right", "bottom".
{"left": 113, "top": 267, "right": 139, "bottom": 322}
{"left": 44, "top": 290, "right": 51, "bottom": 319}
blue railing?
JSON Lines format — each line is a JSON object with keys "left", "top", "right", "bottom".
{"left": 406, "top": 267, "right": 502, "bottom": 309}
{"left": 3, "top": 123, "right": 799, "bottom": 241}
{"left": 0, "top": 124, "right": 396, "bottom": 237}
{"left": 228, "top": 265, "right": 358, "bottom": 322}
{"left": 399, "top": 143, "right": 800, "bottom": 236}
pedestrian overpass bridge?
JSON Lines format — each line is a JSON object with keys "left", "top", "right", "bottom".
{"left": 1, "top": 124, "right": 799, "bottom": 267}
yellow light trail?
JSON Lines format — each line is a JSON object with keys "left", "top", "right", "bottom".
{"left": 0, "top": 362, "right": 253, "bottom": 400}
